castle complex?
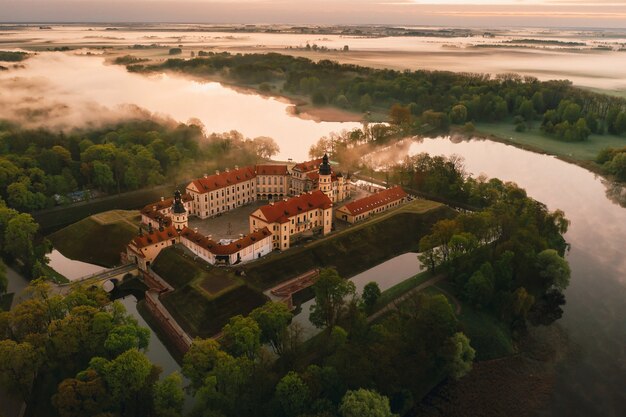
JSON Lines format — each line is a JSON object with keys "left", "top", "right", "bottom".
{"left": 126, "top": 154, "right": 408, "bottom": 271}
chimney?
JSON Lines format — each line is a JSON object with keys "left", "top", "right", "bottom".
{"left": 215, "top": 170, "right": 220, "bottom": 175}
{"left": 152, "top": 205, "right": 157, "bottom": 211}
{"left": 225, "top": 167, "right": 230, "bottom": 173}
{"left": 194, "top": 227, "right": 198, "bottom": 233}
{"left": 208, "top": 234, "right": 213, "bottom": 240}
{"left": 204, "top": 173, "right": 208, "bottom": 178}
{"left": 270, "top": 201, "right": 274, "bottom": 206}
{"left": 234, "top": 165, "right": 239, "bottom": 170}
{"left": 239, "top": 233, "right": 244, "bottom": 239}
{"left": 160, "top": 196, "right": 164, "bottom": 201}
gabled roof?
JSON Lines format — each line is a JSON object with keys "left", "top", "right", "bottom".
{"left": 255, "top": 164, "right": 289, "bottom": 176}
{"left": 180, "top": 227, "right": 272, "bottom": 255}
{"left": 292, "top": 158, "right": 323, "bottom": 173}
{"left": 141, "top": 193, "right": 192, "bottom": 214}
{"left": 131, "top": 225, "right": 179, "bottom": 249}
{"left": 187, "top": 166, "right": 256, "bottom": 194}
{"left": 254, "top": 191, "right": 332, "bottom": 224}
{"left": 340, "top": 186, "right": 407, "bottom": 216}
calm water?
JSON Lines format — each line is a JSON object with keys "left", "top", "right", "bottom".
{"left": 47, "top": 249, "right": 107, "bottom": 280}
{"left": 292, "top": 252, "right": 424, "bottom": 337}
{"left": 0, "top": 53, "right": 360, "bottom": 161}
{"left": 376, "top": 137, "right": 626, "bottom": 417}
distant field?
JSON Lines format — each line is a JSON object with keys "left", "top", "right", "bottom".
{"left": 475, "top": 122, "right": 626, "bottom": 162}
{"left": 153, "top": 247, "right": 266, "bottom": 338}
{"left": 48, "top": 210, "right": 140, "bottom": 267}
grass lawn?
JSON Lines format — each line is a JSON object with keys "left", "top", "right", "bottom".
{"left": 242, "top": 200, "right": 453, "bottom": 290}
{"left": 372, "top": 270, "right": 433, "bottom": 313}
{"left": 48, "top": 210, "right": 140, "bottom": 267}
{"left": 475, "top": 122, "right": 626, "bottom": 162}
{"left": 152, "top": 247, "right": 267, "bottom": 338}
{"left": 430, "top": 282, "right": 515, "bottom": 361}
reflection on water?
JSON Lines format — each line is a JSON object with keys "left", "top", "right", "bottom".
{"left": 368, "top": 136, "right": 626, "bottom": 416}
{"left": 0, "top": 53, "right": 360, "bottom": 161}
{"left": 117, "top": 295, "right": 181, "bottom": 377}
{"left": 46, "top": 249, "right": 107, "bottom": 281}
{"left": 292, "top": 252, "right": 423, "bottom": 338}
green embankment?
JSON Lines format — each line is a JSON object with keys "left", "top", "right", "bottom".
{"left": 152, "top": 199, "right": 452, "bottom": 338}
{"left": 475, "top": 122, "right": 626, "bottom": 163}
{"left": 153, "top": 247, "right": 267, "bottom": 338}
{"left": 48, "top": 210, "right": 140, "bottom": 268}
{"left": 425, "top": 285, "right": 515, "bottom": 360}
{"left": 242, "top": 200, "right": 453, "bottom": 290}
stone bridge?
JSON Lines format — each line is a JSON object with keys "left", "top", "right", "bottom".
{"left": 59, "top": 264, "right": 139, "bottom": 293}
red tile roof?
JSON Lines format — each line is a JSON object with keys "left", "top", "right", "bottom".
{"left": 340, "top": 186, "right": 407, "bottom": 216}
{"left": 254, "top": 191, "right": 332, "bottom": 224}
{"left": 131, "top": 225, "right": 179, "bottom": 249}
{"left": 188, "top": 166, "right": 256, "bottom": 194}
{"left": 293, "top": 158, "right": 323, "bottom": 173}
{"left": 180, "top": 227, "right": 272, "bottom": 255}
{"left": 141, "top": 194, "right": 192, "bottom": 214}
{"left": 255, "top": 164, "right": 288, "bottom": 176}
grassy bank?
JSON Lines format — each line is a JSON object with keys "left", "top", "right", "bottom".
{"left": 153, "top": 247, "right": 267, "bottom": 338}
{"left": 48, "top": 210, "right": 140, "bottom": 267}
{"left": 474, "top": 122, "right": 626, "bottom": 164}
{"left": 242, "top": 200, "right": 453, "bottom": 290}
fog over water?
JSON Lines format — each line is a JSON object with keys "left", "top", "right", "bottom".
{"left": 0, "top": 52, "right": 360, "bottom": 160}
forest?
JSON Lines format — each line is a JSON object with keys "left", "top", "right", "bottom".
{"left": 0, "top": 119, "right": 279, "bottom": 212}
{"left": 128, "top": 52, "right": 626, "bottom": 142}
{"left": 0, "top": 152, "right": 570, "bottom": 417}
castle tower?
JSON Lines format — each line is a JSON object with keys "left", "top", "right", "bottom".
{"left": 171, "top": 190, "right": 188, "bottom": 231}
{"left": 336, "top": 172, "right": 345, "bottom": 202}
{"left": 319, "top": 154, "right": 333, "bottom": 201}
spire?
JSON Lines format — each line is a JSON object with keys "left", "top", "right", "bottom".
{"left": 172, "top": 189, "right": 186, "bottom": 214}
{"left": 319, "top": 153, "right": 331, "bottom": 175}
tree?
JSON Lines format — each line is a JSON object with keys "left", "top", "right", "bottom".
{"left": 4, "top": 213, "right": 39, "bottom": 267}
{"left": 361, "top": 282, "right": 381, "bottom": 313}
{"left": 182, "top": 338, "right": 224, "bottom": 392}
{"left": 359, "top": 94, "right": 372, "bottom": 112}
{"left": 464, "top": 269, "right": 494, "bottom": 307}
{"left": 441, "top": 332, "right": 475, "bottom": 380}
{"left": 389, "top": 104, "right": 411, "bottom": 126}
{"left": 103, "top": 323, "right": 151, "bottom": 357}
{"left": 98, "top": 349, "right": 153, "bottom": 402}
{"left": 339, "top": 388, "right": 395, "bottom": 417}
{"left": 309, "top": 269, "right": 356, "bottom": 329}
{"left": 252, "top": 136, "right": 280, "bottom": 160}
{"left": 153, "top": 372, "right": 185, "bottom": 417}
{"left": 91, "top": 161, "right": 115, "bottom": 191}
{"left": 449, "top": 104, "right": 468, "bottom": 124}
{"left": 536, "top": 249, "right": 571, "bottom": 290}
{"left": 221, "top": 315, "right": 261, "bottom": 359}
{"left": 53, "top": 369, "right": 110, "bottom": 417}
{"left": 249, "top": 302, "right": 292, "bottom": 355}
{"left": 0, "top": 340, "right": 42, "bottom": 402}
{"left": 275, "top": 371, "right": 311, "bottom": 417}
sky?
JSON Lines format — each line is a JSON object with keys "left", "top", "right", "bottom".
{"left": 1, "top": 0, "right": 626, "bottom": 28}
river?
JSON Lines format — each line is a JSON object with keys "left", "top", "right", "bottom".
{"left": 366, "top": 136, "right": 626, "bottom": 416}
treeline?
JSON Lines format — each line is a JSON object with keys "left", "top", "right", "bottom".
{"left": 0, "top": 281, "right": 179, "bottom": 417}
{"left": 0, "top": 51, "right": 29, "bottom": 62}
{"left": 127, "top": 52, "right": 626, "bottom": 141}
{"left": 596, "top": 146, "right": 626, "bottom": 181}
{"left": 178, "top": 271, "right": 473, "bottom": 417}
{"left": 390, "top": 153, "right": 570, "bottom": 334}
{"left": 0, "top": 119, "right": 279, "bottom": 212}
{"left": 0, "top": 274, "right": 471, "bottom": 417}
